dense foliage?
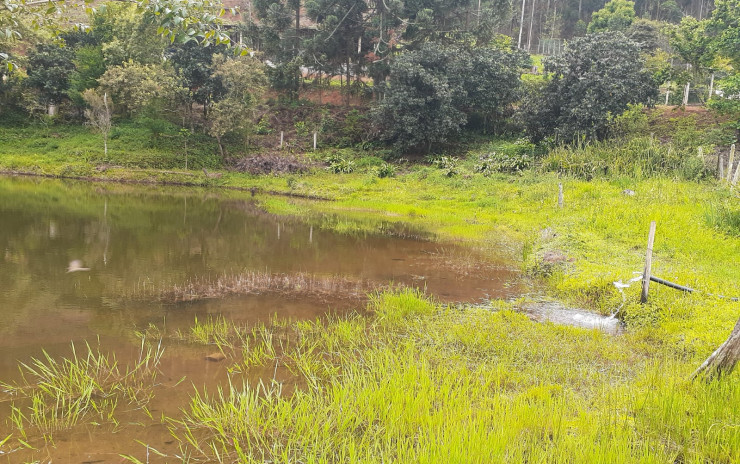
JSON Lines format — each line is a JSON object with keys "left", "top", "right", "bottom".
{"left": 0, "top": 0, "right": 737, "bottom": 154}
{"left": 524, "top": 33, "right": 657, "bottom": 142}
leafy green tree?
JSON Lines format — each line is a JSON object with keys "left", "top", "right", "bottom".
{"left": 2, "top": 0, "right": 234, "bottom": 70}
{"left": 463, "top": 47, "right": 529, "bottom": 130}
{"left": 524, "top": 32, "right": 657, "bottom": 141}
{"left": 374, "top": 43, "right": 525, "bottom": 152}
{"left": 251, "top": 0, "right": 302, "bottom": 99}
{"left": 374, "top": 44, "right": 465, "bottom": 153}
{"left": 587, "top": 0, "right": 636, "bottom": 33}
{"left": 708, "top": 0, "right": 740, "bottom": 69}
{"left": 667, "top": 17, "right": 714, "bottom": 74}
{"left": 166, "top": 40, "right": 227, "bottom": 122}
{"left": 26, "top": 43, "right": 75, "bottom": 110}
{"left": 706, "top": 0, "right": 740, "bottom": 140}
{"left": 67, "top": 45, "right": 107, "bottom": 111}
{"left": 627, "top": 18, "right": 662, "bottom": 54}
{"left": 708, "top": 74, "right": 740, "bottom": 139}
{"left": 97, "top": 60, "right": 183, "bottom": 117}
{"left": 208, "top": 54, "right": 267, "bottom": 157}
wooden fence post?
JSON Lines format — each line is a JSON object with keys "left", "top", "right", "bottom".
{"left": 558, "top": 183, "right": 564, "bottom": 208}
{"left": 313, "top": 132, "right": 317, "bottom": 151}
{"left": 280, "top": 131, "right": 284, "bottom": 149}
{"left": 728, "top": 144, "right": 736, "bottom": 182}
{"left": 641, "top": 221, "right": 656, "bottom": 304}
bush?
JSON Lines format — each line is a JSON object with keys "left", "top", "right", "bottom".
{"left": 522, "top": 32, "right": 657, "bottom": 142}
{"left": 374, "top": 162, "right": 396, "bottom": 178}
{"left": 325, "top": 152, "right": 356, "bottom": 174}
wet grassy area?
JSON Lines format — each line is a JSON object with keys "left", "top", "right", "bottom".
{"left": 0, "top": 156, "right": 739, "bottom": 461}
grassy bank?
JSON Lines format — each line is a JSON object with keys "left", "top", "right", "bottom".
{"left": 1, "top": 119, "right": 739, "bottom": 462}
{"left": 164, "top": 290, "right": 739, "bottom": 463}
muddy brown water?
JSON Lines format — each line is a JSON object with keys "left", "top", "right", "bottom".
{"left": 0, "top": 176, "right": 522, "bottom": 462}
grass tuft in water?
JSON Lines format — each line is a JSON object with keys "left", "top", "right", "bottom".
{"left": 1, "top": 337, "right": 163, "bottom": 445}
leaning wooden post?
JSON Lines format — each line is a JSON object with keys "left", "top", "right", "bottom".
{"left": 641, "top": 221, "right": 656, "bottom": 304}
{"left": 557, "top": 183, "right": 564, "bottom": 208}
{"left": 727, "top": 144, "right": 736, "bottom": 182}
{"left": 733, "top": 152, "right": 740, "bottom": 186}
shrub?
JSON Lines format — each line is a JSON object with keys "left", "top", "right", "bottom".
{"left": 374, "top": 162, "right": 396, "bottom": 178}
{"left": 325, "top": 153, "right": 356, "bottom": 174}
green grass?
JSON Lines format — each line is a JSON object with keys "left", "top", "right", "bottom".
{"left": 159, "top": 290, "right": 740, "bottom": 463}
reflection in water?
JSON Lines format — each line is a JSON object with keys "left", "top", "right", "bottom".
{"left": 0, "top": 176, "right": 522, "bottom": 461}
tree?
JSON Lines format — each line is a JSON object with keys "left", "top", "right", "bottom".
{"left": 208, "top": 54, "right": 267, "bottom": 157}
{"left": 26, "top": 43, "right": 75, "bottom": 113}
{"left": 627, "top": 19, "right": 662, "bottom": 54}
{"left": 463, "top": 47, "right": 529, "bottom": 130}
{"left": 692, "top": 317, "right": 740, "bottom": 381}
{"left": 374, "top": 43, "right": 526, "bottom": 152}
{"left": 166, "top": 40, "right": 227, "bottom": 124}
{"left": 523, "top": 32, "right": 657, "bottom": 141}
{"left": 83, "top": 89, "right": 112, "bottom": 155}
{"left": 251, "top": 0, "right": 303, "bottom": 99}
{"left": 667, "top": 17, "right": 714, "bottom": 74}
{"left": 706, "top": 0, "right": 740, "bottom": 140}
{"left": 587, "top": 0, "right": 636, "bottom": 33}
{"left": 1, "top": 0, "right": 234, "bottom": 71}
{"left": 707, "top": 0, "right": 740, "bottom": 69}
{"left": 374, "top": 44, "right": 466, "bottom": 153}
{"left": 68, "top": 45, "right": 107, "bottom": 112}
{"left": 97, "top": 60, "right": 182, "bottom": 117}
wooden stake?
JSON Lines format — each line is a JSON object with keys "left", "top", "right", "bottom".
{"left": 558, "top": 183, "right": 563, "bottom": 208}
{"left": 280, "top": 131, "right": 284, "bottom": 149}
{"left": 641, "top": 221, "right": 656, "bottom": 304}
{"left": 313, "top": 132, "right": 317, "bottom": 151}
{"left": 665, "top": 90, "right": 670, "bottom": 106}
{"left": 728, "top": 144, "right": 736, "bottom": 182}
{"left": 719, "top": 157, "right": 725, "bottom": 181}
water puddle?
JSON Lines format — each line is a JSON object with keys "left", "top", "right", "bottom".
{"left": 518, "top": 301, "right": 623, "bottom": 334}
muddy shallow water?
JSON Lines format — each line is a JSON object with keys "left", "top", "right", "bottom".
{"left": 0, "top": 176, "right": 524, "bottom": 462}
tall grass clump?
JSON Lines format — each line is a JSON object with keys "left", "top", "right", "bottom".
{"left": 1, "top": 338, "right": 163, "bottom": 444}
{"left": 705, "top": 202, "right": 740, "bottom": 237}
{"left": 542, "top": 137, "right": 709, "bottom": 180}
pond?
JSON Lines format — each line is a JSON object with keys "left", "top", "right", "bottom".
{"left": 0, "top": 176, "right": 522, "bottom": 461}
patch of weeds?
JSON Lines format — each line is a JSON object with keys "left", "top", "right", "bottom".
{"left": 325, "top": 152, "right": 355, "bottom": 174}
{"left": 475, "top": 151, "right": 532, "bottom": 175}
{"left": 374, "top": 162, "right": 396, "bottom": 178}
{"left": 430, "top": 156, "right": 459, "bottom": 177}
{"left": 705, "top": 202, "right": 740, "bottom": 237}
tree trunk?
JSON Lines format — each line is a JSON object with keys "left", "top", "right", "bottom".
{"left": 215, "top": 134, "right": 225, "bottom": 158}
{"left": 692, "top": 317, "right": 740, "bottom": 381}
